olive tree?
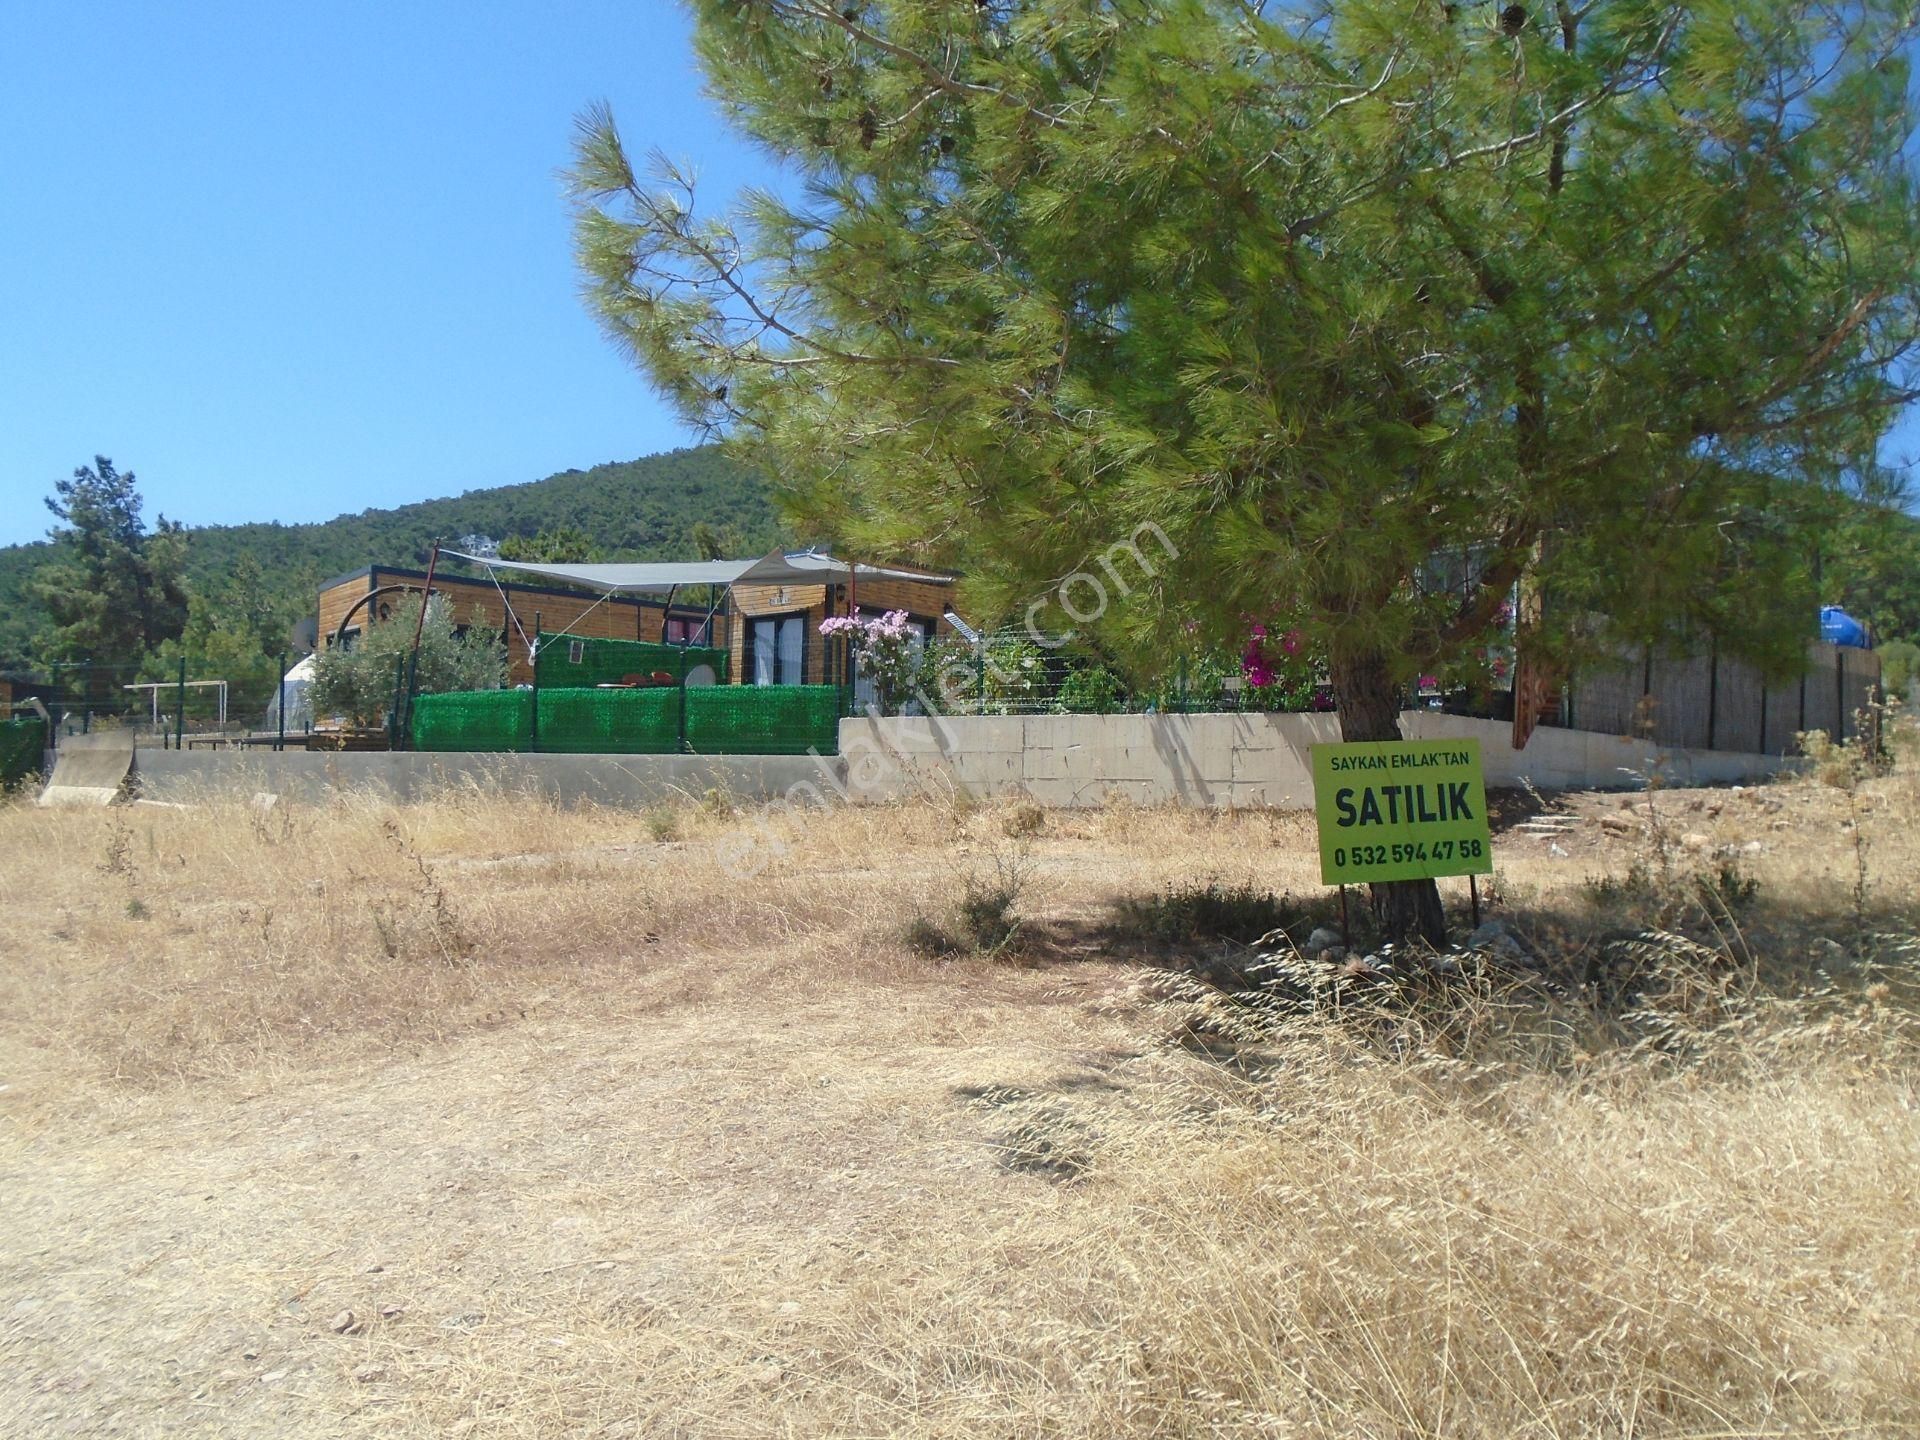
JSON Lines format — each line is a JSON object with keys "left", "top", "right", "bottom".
{"left": 311, "top": 595, "right": 504, "bottom": 728}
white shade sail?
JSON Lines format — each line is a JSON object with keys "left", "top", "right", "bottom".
{"left": 442, "top": 548, "right": 952, "bottom": 594}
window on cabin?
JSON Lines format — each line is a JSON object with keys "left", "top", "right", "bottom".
{"left": 749, "top": 614, "right": 806, "bottom": 685}
{"left": 665, "top": 615, "right": 712, "bottom": 646}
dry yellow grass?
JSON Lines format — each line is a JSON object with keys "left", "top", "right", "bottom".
{"left": 1, "top": 753, "right": 1917, "bottom": 1437}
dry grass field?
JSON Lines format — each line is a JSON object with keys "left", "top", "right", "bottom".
{"left": 3, "top": 732, "right": 1919, "bottom": 1438}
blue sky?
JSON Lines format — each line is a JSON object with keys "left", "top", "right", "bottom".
{"left": 0, "top": 4, "right": 1914, "bottom": 549}
{"left": 0, "top": 2, "right": 788, "bottom": 548}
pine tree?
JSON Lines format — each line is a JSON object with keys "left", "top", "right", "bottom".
{"left": 34, "top": 457, "right": 190, "bottom": 701}
{"left": 572, "top": 1, "right": 1920, "bottom": 940}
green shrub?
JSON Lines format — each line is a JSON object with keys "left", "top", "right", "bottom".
{"left": 1111, "top": 880, "right": 1294, "bottom": 946}
{"left": 903, "top": 853, "right": 1030, "bottom": 959}
{"left": 644, "top": 804, "right": 680, "bottom": 842}
{"left": 957, "top": 863, "right": 1026, "bottom": 954}
{"left": 1055, "top": 664, "right": 1126, "bottom": 714}
{"left": 1880, "top": 638, "right": 1919, "bottom": 698}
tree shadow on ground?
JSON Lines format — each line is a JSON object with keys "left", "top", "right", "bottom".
{"left": 1011, "top": 863, "right": 1920, "bottom": 1086}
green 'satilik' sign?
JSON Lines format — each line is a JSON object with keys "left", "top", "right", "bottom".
{"left": 1311, "top": 738, "right": 1495, "bottom": 886}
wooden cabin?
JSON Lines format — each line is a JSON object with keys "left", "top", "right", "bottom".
{"left": 316, "top": 556, "right": 959, "bottom": 690}
{"left": 316, "top": 565, "right": 721, "bottom": 688}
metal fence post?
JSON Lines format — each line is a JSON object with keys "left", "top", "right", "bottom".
{"left": 402, "top": 650, "right": 421, "bottom": 752}
{"left": 677, "top": 645, "right": 689, "bottom": 753}
{"left": 1706, "top": 639, "right": 1718, "bottom": 752}
{"left": 390, "top": 655, "right": 405, "bottom": 749}
{"left": 277, "top": 651, "right": 288, "bottom": 752}
{"left": 529, "top": 614, "right": 542, "bottom": 753}
{"left": 1836, "top": 645, "right": 1847, "bottom": 741}
{"left": 175, "top": 656, "right": 187, "bottom": 751}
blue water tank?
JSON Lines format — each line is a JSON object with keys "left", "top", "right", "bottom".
{"left": 1819, "top": 606, "right": 1870, "bottom": 648}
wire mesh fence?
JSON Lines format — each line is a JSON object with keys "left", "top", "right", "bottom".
{"left": 914, "top": 631, "right": 1339, "bottom": 717}
{"left": 6, "top": 659, "right": 305, "bottom": 741}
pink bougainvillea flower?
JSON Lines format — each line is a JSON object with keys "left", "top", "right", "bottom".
{"left": 1242, "top": 639, "right": 1275, "bottom": 688}
{"left": 1280, "top": 629, "right": 1302, "bottom": 656}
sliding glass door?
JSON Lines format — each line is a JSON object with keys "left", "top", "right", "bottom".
{"left": 750, "top": 614, "right": 807, "bottom": 686}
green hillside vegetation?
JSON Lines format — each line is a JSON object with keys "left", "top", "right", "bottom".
{"left": 0, "top": 447, "right": 784, "bottom": 678}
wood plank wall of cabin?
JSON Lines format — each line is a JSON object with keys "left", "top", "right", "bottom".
{"left": 459, "top": 579, "right": 657, "bottom": 687}
{"left": 316, "top": 572, "right": 674, "bottom": 687}
{"left": 316, "top": 575, "right": 376, "bottom": 655}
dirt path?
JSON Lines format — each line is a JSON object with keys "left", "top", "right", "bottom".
{"left": 1, "top": 972, "right": 1140, "bottom": 1437}
{"left": 6, "top": 771, "right": 1917, "bottom": 1436}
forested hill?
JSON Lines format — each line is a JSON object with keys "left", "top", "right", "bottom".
{"left": 185, "top": 446, "right": 783, "bottom": 578}
{"left": 0, "top": 447, "right": 784, "bottom": 666}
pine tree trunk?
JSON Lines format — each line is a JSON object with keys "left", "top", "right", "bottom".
{"left": 1328, "top": 649, "right": 1450, "bottom": 947}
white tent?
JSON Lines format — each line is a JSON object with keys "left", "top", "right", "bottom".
{"left": 263, "top": 654, "right": 316, "bottom": 733}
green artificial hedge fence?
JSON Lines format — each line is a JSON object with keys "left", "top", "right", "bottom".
{"left": 411, "top": 690, "right": 532, "bottom": 752}
{"left": 411, "top": 684, "right": 841, "bottom": 755}
{"left": 535, "top": 636, "right": 728, "bottom": 690}
{"left": 532, "top": 687, "right": 681, "bottom": 754}
{"left": 0, "top": 717, "right": 48, "bottom": 789}
{"left": 684, "top": 685, "right": 842, "bottom": 756}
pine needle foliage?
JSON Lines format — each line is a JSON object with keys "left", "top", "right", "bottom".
{"left": 574, "top": 1, "right": 1916, "bottom": 676}
{"left": 572, "top": 1, "right": 1920, "bottom": 935}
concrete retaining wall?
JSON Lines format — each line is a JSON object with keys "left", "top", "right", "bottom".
{"left": 38, "top": 729, "right": 135, "bottom": 807}
{"left": 131, "top": 746, "right": 846, "bottom": 809}
{"left": 837, "top": 712, "right": 1791, "bottom": 809}
{"left": 126, "top": 711, "right": 1791, "bottom": 813}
